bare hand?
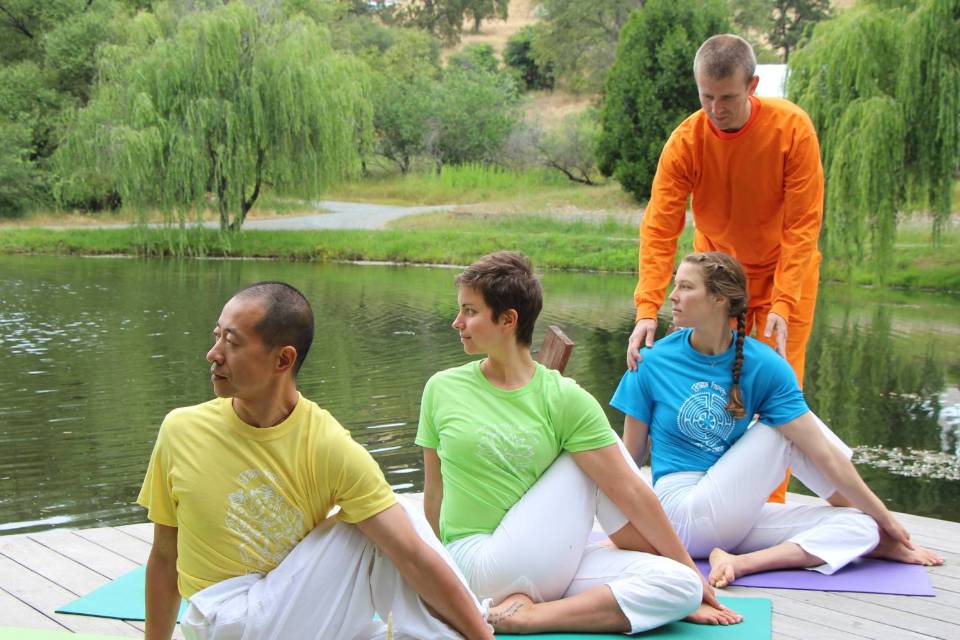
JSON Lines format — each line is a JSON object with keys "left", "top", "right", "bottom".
{"left": 627, "top": 319, "right": 657, "bottom": 371}
{"left": 881, "top": 516, "right": 914, "bottom": 550}
{"left": 763, "top": 312, "right": 788, "bottom": 358}
{"left": 700, "top": 575, "right": 722, "bottom": 609}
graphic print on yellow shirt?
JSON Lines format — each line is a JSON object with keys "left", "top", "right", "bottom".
{"left": 137, "top": 394, "right": 396, "bottom": 598}
{"left": 226, "top": 468, "right": 304, "bottom": 571}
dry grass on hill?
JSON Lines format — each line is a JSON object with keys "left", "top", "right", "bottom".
{"left": 449, "top": 1, "right": 596, "bottom": 126}
{"left": 452, "top": 0, "right": 539, "bottom": 55}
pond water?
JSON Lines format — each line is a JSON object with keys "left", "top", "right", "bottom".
{"left": 1, "top": 255, "right": 958, "bottom": 534}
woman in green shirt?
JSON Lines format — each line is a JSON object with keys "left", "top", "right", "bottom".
{"left": 416, "top": 251, "right": 740, "bottom": 634}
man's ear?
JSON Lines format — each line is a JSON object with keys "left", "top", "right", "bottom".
{"left": 276, "top": 345, "right": 298, "bottom": 374}
{"left": 747, "top": 74, "right": 760, "bottom": 96}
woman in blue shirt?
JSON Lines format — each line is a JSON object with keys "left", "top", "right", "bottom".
{"left": 612, "top": 252, "right": 942, "bottom": 587}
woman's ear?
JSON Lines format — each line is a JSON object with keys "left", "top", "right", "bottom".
{"left": 499, "top": 308, "right": 519, "bottom": 330}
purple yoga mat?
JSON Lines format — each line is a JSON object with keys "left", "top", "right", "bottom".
{"left": 692, "top": 558, "right": 934, "bottom": 596}
{"left": 586, "top": 531, "right": 934, "bottom": 596}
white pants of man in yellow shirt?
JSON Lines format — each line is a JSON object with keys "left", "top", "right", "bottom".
{"left": 181, "top": 495, "right": 486, "bottom": 640}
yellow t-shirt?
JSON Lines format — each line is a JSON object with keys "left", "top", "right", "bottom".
{"left": 137, "top": 394, "right": 397, "bottom": 598}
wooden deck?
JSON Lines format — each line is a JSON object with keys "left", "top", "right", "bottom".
{"left": 1, "top": 493, "right": 959, "bottom": 639}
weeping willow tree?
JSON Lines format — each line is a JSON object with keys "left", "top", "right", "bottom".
{"left": 57, "top": 2, "right": 371, "bottom": 232}
{"left": 897, "top": 0, "right": 960, "bottom": 242}
{"left": 788, "top": 0, "right": 960, "bottom": 281}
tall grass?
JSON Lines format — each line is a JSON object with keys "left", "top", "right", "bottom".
{"left": 326, "top": 164, "right": 576, "bottom": 205}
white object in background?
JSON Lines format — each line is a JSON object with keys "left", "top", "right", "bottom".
{"left": 755, "top": 64, "right": 788, "bottom": 98}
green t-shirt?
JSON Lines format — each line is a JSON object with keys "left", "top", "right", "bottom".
{"left": 416, "top": 360, "right": 617, "bottom": 544}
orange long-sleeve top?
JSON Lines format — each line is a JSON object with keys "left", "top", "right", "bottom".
{"left": 636, "top": 96, "right": 823, "bottom": 324}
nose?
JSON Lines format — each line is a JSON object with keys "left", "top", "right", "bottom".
{"left": 207, "top": 341, "right": 222, "bottom": 364}
{"left": 452, "top": 312, "right": 465, "bottom": 331}
{"left": 669, "top": 287, "right": 679, "bottom": 303}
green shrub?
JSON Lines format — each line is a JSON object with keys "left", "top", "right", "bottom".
{"left": 597, "top": 0, "right": 729, "bottom": 201}
{"left": 504, "top": 26, "right": 554, "bottom": 90}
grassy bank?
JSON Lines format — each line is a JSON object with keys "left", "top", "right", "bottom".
{"left": 2, "top": 210, "right": 958, "bottom": 292}
{"left": 0, "top": 214, "right": 655, "bottom": 271}
{"left": 822, "top": 226, "right": 960, "bottom": 292}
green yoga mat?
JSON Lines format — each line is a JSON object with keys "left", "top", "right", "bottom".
{"left": 56, "top": 566, "right": 770, "bottom": 639}
{"left": 0, "top": 629, "right": 128, "bottom": 640}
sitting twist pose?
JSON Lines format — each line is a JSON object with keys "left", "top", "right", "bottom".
{"left": 418, "top": 251, "right": 742, "bottom": 635}
{"left": 612, "top": 252, "right": 943, "bottom": 589}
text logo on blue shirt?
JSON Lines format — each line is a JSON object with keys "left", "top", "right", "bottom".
{"left": 676, "top": 381, "right": 734, "bottom": 453}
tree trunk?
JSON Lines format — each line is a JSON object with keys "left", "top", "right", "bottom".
{"left": 217, "top": 175, "right": 229, "bottom": 233}
{"left": 233, "top": 149, "right": 264, "bottom": 232}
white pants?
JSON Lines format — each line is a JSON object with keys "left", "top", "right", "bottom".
{"left": 656, "top": 418, "right": 880, "bottom": 574}
{"left": 181, "top": 496, "right": 484, "bottom": 640}
{"left": 447, "top": 445, "right": 702, "bottom": 635}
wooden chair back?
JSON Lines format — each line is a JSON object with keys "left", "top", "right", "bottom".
{"left": 536, "top": 325, "right": 575, "bottom": 374}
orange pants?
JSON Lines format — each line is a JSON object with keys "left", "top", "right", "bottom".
{"left": 743, "top": 254, "right": 821, "bottom": 502}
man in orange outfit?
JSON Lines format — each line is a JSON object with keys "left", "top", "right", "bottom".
{"left": 625, "top": 34, "right": 823, "bottom": 503}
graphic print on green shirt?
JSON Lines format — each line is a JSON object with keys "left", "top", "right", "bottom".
{"left": 416, "top": 360, "right": 617, "bottom": 544}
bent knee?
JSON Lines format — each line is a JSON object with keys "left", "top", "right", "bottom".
{"left": 620, "top": 557, "right": 702, "bottom": 607}
{"left": 851, "top": 510, "right": 881, "bottom": 547}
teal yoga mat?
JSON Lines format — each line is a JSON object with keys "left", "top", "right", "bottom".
{"left": 55, "top": 565, "right": 186, "bottom": 622}
{"left": 497, "top": 597, "right": 771, "bottom": 639}
{"left": 56, "top": 566, "right": 770, "bottom": 639}
{"left": 0, "top": 629, "right": 128, "bottom": 640}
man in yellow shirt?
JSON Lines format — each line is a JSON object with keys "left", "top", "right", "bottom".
{"left": 138, "top": 282, "right": 494, "bottom": 640}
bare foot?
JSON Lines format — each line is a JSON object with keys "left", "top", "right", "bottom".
{"left": 708, "top": 548, "right": 740, "bottom": 588}
{"left": 869, "top": 532, "right": 945, "bottom": 566}
{"left": 685, "top": 602, "right": 743, "bottom": 625}
{"left": 488, "top": 593, "right": 534, "bottom": 634}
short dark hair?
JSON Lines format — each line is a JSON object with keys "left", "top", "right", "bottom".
{"left": 234, "top": 281, "right": 314, "bottom": 375}
{"left": 455, "top": 251, "right": 542, "bottom": 347}
{"left": 694, "top": 34, "right": 756, "bottom": 82}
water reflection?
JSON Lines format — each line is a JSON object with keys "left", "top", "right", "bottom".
{"left": 0, "top": 256, "right": 957, "bottom": 534}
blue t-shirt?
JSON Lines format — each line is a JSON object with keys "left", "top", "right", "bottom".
{"left": 610, "top": 329, "right": 808, "bottom": 484}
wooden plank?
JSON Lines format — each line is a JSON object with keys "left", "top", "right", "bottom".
{"left": 0, "top": 555, "right": 141, "bottom": 637}
{"left": 25, "top": 530, "right": 138, "bottom": 580}
{"left": 1, "top": 536, "right": 114, "bottom": 597}
{"left": 837, "top": 589, "right": 960, "bottom": 626}
{"left": 930, "top": 572, "right": 960, "bottom": 595}
{"left": 724, "top": 586, "right": 941, "bottom": 639}
{"left": 115, "top": 523, "right": 153, "bottom": 544}
{"left": 0, "top": 588, "right": 64, "bottom": 630}
{"left": 733, "top": 585, "right": 958, "bottom": 638}
{"left": 72, "top": 528, "right": 151, "bottom": 565}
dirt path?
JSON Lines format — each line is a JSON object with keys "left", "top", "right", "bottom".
{"left": 242, "top": 201, "right": 452, "bottom": 230}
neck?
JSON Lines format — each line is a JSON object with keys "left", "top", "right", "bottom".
{"left": 689, "top": 320, "right": 734, "bottom": 355}
{"left": 232, "top": 384, "right": 299, "bottom": 428}
{"left": 480, "top": 343, "right": 537, "bottom": 390}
